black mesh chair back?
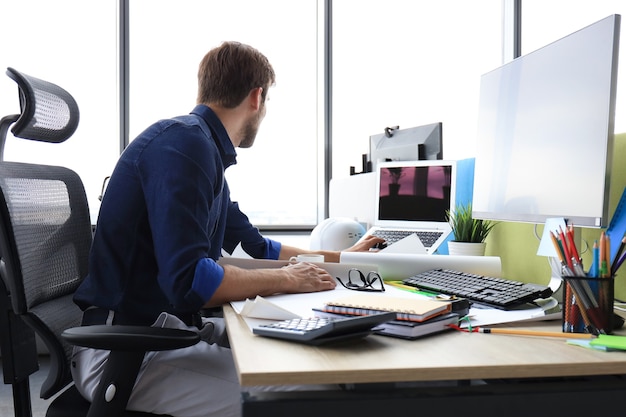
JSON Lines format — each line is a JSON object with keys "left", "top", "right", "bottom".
{"left": 0, "top": 162, "right": 92, "bottom": 398}
{"left": 0, "top": 67, "right": 79, "bottom": 160}
{"left": 0, "top": 67, "right": 86, "bottom": 417}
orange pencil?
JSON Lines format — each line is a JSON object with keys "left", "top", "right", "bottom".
{"left": 478, "top": 328, "right": 595, "bottom": 340}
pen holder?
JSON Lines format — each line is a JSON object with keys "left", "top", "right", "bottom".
{"left": 561, "top": 275, "right": 614, "bottom": 335}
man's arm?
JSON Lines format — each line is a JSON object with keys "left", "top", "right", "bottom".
{"left": 204, "top": 262, "right": 336, "bottom": 307}
{"left": 277, "top": 234, "right": 385, "bottom": 263}
{"left": 203, "top": 236, "right": 384, "bottom": 307}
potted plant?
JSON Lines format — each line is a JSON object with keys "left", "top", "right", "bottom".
{"left": 446, "top": 202, "right": 496, "bottom": 256}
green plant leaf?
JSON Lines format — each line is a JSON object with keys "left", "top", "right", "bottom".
{"left": 446, "top": 202, "right": 496, "bottom": 243}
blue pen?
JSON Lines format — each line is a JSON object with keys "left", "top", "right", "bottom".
{"left": 590, "top": 240, "right": 600, "bottom": 278}
{"left": 614, "top": 250, "right": 626, "bottom": 275}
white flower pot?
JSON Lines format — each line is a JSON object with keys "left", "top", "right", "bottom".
{"left": 448, "top": 241, "right": 486, "bottom": 256}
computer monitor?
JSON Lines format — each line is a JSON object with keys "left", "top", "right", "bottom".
{"left": 472, "top": 14, "right": 620, "bottom": 228}
{"left": 369, "top": 122, "right": 443, "bottom": 172}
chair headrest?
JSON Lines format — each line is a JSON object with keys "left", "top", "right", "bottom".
{"left": 6, "top": 67, "right": 79, "bottom": 144}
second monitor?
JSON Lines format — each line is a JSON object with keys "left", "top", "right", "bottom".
{"left": 369, "top": 122, "right": 443, "bottom": 172}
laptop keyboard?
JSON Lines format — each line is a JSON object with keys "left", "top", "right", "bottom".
{"left": 371, "top": 229, "right": 443, "bottom": 247}
{"left": 402, "top": 269, "right": 553, "bottom": 310}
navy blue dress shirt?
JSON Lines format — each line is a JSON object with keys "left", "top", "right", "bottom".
{"left": 73, "top": 105, "right": 281, "bottom": 325}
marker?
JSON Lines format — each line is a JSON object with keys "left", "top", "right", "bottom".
{"left": 611, "top": 234, "right": 626, "bottom": 275}
{"left": 386, "top": 281, "right": 445, "bottom": 298}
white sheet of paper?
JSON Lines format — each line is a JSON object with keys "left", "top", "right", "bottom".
{"left": 460, "top": 297, "right": 561, "bottom": 328}
{"left": 238, "top": 295, "right": 300, "bottom": 320}
{"left": 379, "top": 233, "right": 427, "bottom": 254}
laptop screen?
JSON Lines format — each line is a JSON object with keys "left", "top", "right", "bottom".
{"left": 375, "top": 160, "right": 456, "bottom": 228}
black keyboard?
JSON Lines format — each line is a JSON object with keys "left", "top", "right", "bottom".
{"left": 402, "top": 269, "right": 553, "bottom": 310}
{"left": 371, "top": 229, "right": 443, "bottom": 247}
{"left": 252, "top": 312, "right": 396, "bottom": 345}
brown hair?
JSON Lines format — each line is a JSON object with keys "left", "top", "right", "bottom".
{"left": 197, "top": 41, "right": 275, "bottom": 108}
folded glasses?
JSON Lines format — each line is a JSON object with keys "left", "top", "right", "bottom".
{"left": 336, "top": 268, "right": 385, "bottom": 292}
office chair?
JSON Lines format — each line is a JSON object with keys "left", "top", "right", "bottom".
{"left": 0, "top": 67, "right": 200, "bottom": 417}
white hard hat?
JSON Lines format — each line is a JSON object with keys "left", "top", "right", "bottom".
{"left": 309, "top": 217, "right": 366, "bottom": 251}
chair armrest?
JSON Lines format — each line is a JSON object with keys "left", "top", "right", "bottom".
{"left": 61, "top": 325, "right": 200, "bottom": 351}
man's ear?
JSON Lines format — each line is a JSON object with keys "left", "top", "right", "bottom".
{"left": 249, "top": 87, "right": 263, "bottom": 110}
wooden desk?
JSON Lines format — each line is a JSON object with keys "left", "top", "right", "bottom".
{"left": 224, "top": 304, "right": 626, "bottom": 416}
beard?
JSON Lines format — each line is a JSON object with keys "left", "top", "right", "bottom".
{"left": 238, "top": 109, "right": 262, "bottom": 149}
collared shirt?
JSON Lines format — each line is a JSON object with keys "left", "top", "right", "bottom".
{"left": 73, "top": 105, "right": 281, "bottom": 325}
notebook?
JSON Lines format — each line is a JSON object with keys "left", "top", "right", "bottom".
{"left": 322, "top": 293, "right": 452, "bottom": 323}
{"left": 362, "top": 159, "right": 456, "bottom": 254}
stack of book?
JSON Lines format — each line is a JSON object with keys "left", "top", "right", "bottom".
{"left": 318, "top": 294, "right": 465, "bottom": 340}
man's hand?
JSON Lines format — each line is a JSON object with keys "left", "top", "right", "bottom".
{"left": 343, "top": 234, "right": 386, "bottom": 252}
{"left": 281, "top": 262, "right": 336, "bottom": 293}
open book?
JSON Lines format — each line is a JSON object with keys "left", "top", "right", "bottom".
{"left": 323, "top": 294, "right": 451, "bottom": 323}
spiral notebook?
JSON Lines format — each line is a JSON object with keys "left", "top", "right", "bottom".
{"left": 323, "top": 294, "right": 451, "bottom": 323}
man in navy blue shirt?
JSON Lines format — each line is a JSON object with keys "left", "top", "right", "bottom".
{"left": 71, "top": 41, "right": 381, "bottom": 417}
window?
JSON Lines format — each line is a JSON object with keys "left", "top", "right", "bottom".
{"left": 3, "top": 2, "right": 622, "bottom": 230}
{"left": 129, "top": 0, "right": 321, "bottom": 227}
{"left": 332, "top": 1, "right": 503, "bottom": 182}
{"left": 0, "top": 0, "right": 118, "bottom": 223}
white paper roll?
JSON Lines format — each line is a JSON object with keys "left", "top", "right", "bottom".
{"left": 339, "top": 252, "right": 502, "bottom": 280}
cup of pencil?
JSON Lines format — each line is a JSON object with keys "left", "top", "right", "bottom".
{"left": 551, "top": 228, "right": 621, "bottom": 335}
{"left": 562, "top": 275, "right": 614, "bottom": 335}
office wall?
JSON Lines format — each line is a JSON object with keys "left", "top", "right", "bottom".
{"left": 485, "top": 133, "right": 626, "bottom": 301}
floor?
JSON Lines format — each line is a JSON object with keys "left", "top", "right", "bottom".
{"left": 1, "top": 355, "right": 53, "bottom": 417}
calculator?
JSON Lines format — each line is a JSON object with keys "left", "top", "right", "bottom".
{"left": 252, "top": 312, "right": 396, "bottom": 345}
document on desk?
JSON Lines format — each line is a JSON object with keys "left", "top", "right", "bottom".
{"left": 339, "top": 252, "right": 502, "bottom": 280}
{"left": 462, "top": 297, "right": 561, "bottom": 328}
{"left": 238, "top": 295, "right": 300, "bottom": 320}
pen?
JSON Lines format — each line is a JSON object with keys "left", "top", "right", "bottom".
{"left": 614, "top": 250, "right": 626, "bottom": 275}
{"left": 477, "top": 328, "right": 595, "bottom": 340}
{"left": 386, "top": 281, "right": 442, "bottom": 298}
{"left": 611, "top": 234, "right": 626, "bottom": 275}
{"left": 559, "top": 226, "right": 574, "bottom": 270}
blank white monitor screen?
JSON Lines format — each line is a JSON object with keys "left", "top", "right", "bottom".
{"left": 369, "top": 122, "right": 443, "bottom": 172}
{"left": 472, "top": 14, "right": 620, "bottom": 228}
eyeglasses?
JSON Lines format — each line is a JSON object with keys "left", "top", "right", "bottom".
{"left": 336, "top": 269, "right": 385, "bottom": 292}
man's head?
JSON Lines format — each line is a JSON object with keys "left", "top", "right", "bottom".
{"left": 197, "top": 42, "right": 275, "bottom": 148}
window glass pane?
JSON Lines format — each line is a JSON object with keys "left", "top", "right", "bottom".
{"left": 332, "top": 1, "right": 502, "bottom": 179}
{"left": 129, "top": 0, "right": 319, "bottom": 226}
{"left": 0, "top": 0, "right": 119, "bottom": 223}
{"left": 522, "top": 2, "right": 626, "bottom": 134}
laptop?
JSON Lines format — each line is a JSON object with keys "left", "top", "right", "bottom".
{"left": 362, "top": 159, "right": 456, "bottom": 254}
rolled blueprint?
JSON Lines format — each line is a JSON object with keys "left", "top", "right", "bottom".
{"left": 339, "top": 252, "right": 502, "bottom": 280}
